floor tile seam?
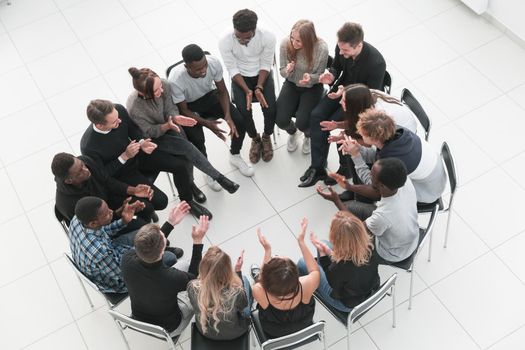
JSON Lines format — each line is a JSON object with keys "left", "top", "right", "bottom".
{"left": 426, "top": 285, "right": 483, "bottom": 350}
{"left": 51, "top": 0, "right": 89, "bottom": 11}
{"left": 497, "top": 153, "right": 525, "bottom": 191}
{"left": 213, "top": 211, "right": 279, "bottom": 247}
{"left": 396, "top": 0, "right": 460, "bottom": 23}
{"left": 484, "top": 323, "right": 525, "bottom": 350}
{"left": 1, "top": 137, "right": 71, "bottom": 171}
{"left": 448, "top": 209, "right": 493, "bottom": 250}
{"left": 490, "top": 236, "right": 525, "bottom": 287}
{"left": 0, "top": 5, "right": 61, "bottom": 33}
{"left": 19, "top": 318, "right": 82, "bottom": 350}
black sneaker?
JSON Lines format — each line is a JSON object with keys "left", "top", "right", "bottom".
{"left": 151, "top": 212, "right": 159, "bottom": 223}
{"left": 191, "top": 182, "right": 207, "bottom": 203}
{"left": 165, "top": 246, "right": 184, "bottom": 259}
{"left": 216, "top": 175, "right": 240, "bottom": 194}
{"left": 189, "top": 201, "right": 213, "bottom": 220}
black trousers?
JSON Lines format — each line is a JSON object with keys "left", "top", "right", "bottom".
{"left": 276, "top": 81, "right": 323, "bottom": 137}
{"left": 183, "top": 90, "right": 247, "bottom": 156}
{"left": 231, "top": 73, "right": 276, "bottom": 137}
{"left": 309, "top": 95, "right": 344, "bottom": 169}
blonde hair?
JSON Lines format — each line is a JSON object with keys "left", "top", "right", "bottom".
{"left": 329, "top": 211, "right": 373, "bottom": 265}
{"left": 189, "top": 247, "right": 243, "bottom": 334}
{"left": 287, "top": 20, "right": 318, "bottom": 70}
{"left": 357, "top": 109, "right": 396, "bottom": 143}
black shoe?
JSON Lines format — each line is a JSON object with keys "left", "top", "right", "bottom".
{"left": 165, "top": 246, "right": 184, "bottom": 259}
{"left": 338, "top": 190, "right": 354, "bottom": 202}
{"left": 298, "top": 168, "right": 327, "bottom": 188}
{"left": 216, "top": 175, "right": 240, "bottom": 194}
{"left": 299, "top": 167, "right": 311, "bottom": 182}
{"left": 189, "top": 201, "right": 213, "bottom": 220}
{"left": 191, "top": 183, "right": 207, "bottom": 203}
{"left": 324, "top": 165, "right": 351, "bottom": 186}
{"left": 151, "top": 212, "right": 159, "bottom": 223}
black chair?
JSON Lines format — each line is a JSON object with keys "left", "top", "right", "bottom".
{"left": 166, "top": 51, "right": 211, "bottom": 78}
{"left": 386, "top": 203, "right": 439, "bottom": 309}
{"left": 190, "top": 322, "right": 250, "bottom": 350}
{"left": 314, "top": 273, "right": 397, "bottom": 350}
{"left": 383, "top": 70, "right": 392, "bottom": 94}
{"left": 401, "top": 88, "right": 431, "bottom": 141}
{"left": 251, "top": 309, "right": 327, "bottom": 350}
{"left": 417, "top": 142, "right": 458, "bottom": 248}
{"left": 54, "top": 205, "right": 70, "bottom": 236}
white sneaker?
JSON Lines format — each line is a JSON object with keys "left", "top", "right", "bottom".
{"left": 230, "top": 154, "right": 254, "bottom": 177}
{"left": 205, "top": 175, "right": 222, "bottom": 192}
{"left": 287, "top": 132, "right": 298, "bottom": 152}
{"left": 302, "top": 137, "right": 311, "bottom": 154}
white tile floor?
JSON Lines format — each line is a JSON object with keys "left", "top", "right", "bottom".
{"left": 1, "top": 0, "right": 525, "bottom": 349}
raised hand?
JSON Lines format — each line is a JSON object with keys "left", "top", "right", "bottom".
{"left": 235, "top": 249, "right": 244, "bottom": 272}
{"left": 191, "top": 215, "right": 209, "bottom": 244}
{"left": 121, "top": 198, "right": 145, "bottom": 224}
{"left": 256, "top": 228, "right": 271, "bottom": 251}
{"left": 204, "top": 120, "right": 227, "bottom": 141}
{"left": 320, "top": 120, "right": 339, "bottom": 132}
{"left": 167, "top": 117, "right": 181, "bottom": 132}
{"left": 298, "top": 217, "right": 308, "bottom": 242}
{"left": 173, "top": 115, "right": 197, "bottom": 127}
{"left": 139, "top": 138, "right": 157, "bottom": 154}
{"left": 327, "top": 172, "right": 348, "bottom": 189}
{"left": 298, "top": 73, "right": 311, "bottom": 86}
{"left": 167, "top": 201, "right": 191, "bottom": 226}
{"left": 327, "top": 85, "right": 344, "bottom": 100}
{"left": 133, "top": 184, "right": 153, "bottom": 200}
{"left": 316, "top": 185, "right": 339, "bottom": 203}
{"left": 337, "top": 135, "right": 360, "bottom": 157}
{"left": 310, "top": 232, "right": 332, "bottom": 256}
{"left": 319, "top": 71, "right": 335, "bottom": 85}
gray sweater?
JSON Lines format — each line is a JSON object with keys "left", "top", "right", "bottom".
{"left": 279, "top": 38, "right": 328, "bottom": 88}
{"left": 126, "top": 79, "right": 179, "bottom": 139}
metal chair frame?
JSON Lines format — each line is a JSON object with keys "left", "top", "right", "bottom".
{"left": 401, "top": 88, "right": 431, "bottom": 141}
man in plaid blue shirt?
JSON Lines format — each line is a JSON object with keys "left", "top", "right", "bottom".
{"left": 69, "top": 196, "right": 145, "bottom": 293}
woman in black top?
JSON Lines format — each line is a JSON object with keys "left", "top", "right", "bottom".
{"left": 252, "top": 218, "right": 320, "bottom": 338}
{"left": 298, "top": 210, "right": 379, "bottom": 312}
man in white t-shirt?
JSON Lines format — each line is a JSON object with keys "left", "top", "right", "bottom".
{"left": 219, "top": 8, "right": 277, "bottom": 164}
{"left": 168, "top": 44, "right": 254, "bottom": 191}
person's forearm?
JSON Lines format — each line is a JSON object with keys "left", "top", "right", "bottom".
{"left": 262, "top": 248, "right": 271, "bottom": 265}
{"left": 232, "top": 74, "right": 250, "bottom": 93}
{"left": 256, "top": 70, "right": 269, "bottom": 88}
{"left": 298, "top": 241, "right": 319, "bottom": 273}
{"left": 179, "top": 106, "right": 207, "bottom": 124}
{"left": 218, "top": 89, "right": 231, "bottom": 120}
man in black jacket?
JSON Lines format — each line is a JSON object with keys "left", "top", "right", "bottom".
{"left": 299, "top": 22, "right": 386, "bottom": 187}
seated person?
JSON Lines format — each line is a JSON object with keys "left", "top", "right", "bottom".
{"left": 52, "top": 152, "right": 154, "bottom": 230}
{"left": 298, "top": 211, "right": 379, "bottom": 312}
{"left": 323, "top": 83, "right": 418, "bottom": 197}
{"left": 68, "top": 196, "right": 177, "bottom": 294}
{"left": 219, "top": 8, "right": 277, "bottom": 163}
{"left": 251, "top": 218, "right": 320, "bottom": 338}
{"left": 81, "top": 100, "right": 168, "bottom": 222}
{"left": 318, "top": 158, "right": 419, "bottom": 263}
{"left": 127, "top": 67, "right": 240, "bottom": 219}
{"left": 276, "top": 19, "right": 328, "bottom": 154}
{"left": 121, "top": 211, "right": 209, "bottom": 337}
{"left": 336, "top": 109, "right": 446, "bottom": 204}
{"left": 168, "top": 44, "right": 254, "bottom": 187}
{"left": 187, "top": 247, "right": 251, "bottom": 340}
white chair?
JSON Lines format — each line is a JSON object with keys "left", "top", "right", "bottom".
{"left": 314, "top": 273, "right": 397, "bottom": 350}
{"left": 108, "top": 309, "right": 180, "bottom": 350}
{"left": 251, "top": 309, "right": 327, "bottom": 350}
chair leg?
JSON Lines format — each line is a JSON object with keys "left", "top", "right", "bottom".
{"left": 392, "top": 284, "right": 397, "bottom": 328}
{"left": 427, "top": 227, "right": 433, "bottom": 262}
{"left": 408, "top": 266, "right": 415, "bottom": 310}
{"left": 272, "top": 129, "right": 277, "bottom": 145}
{"left": 347, "top": 324, "right": 351, "bottom": 350}
{"left": 115, "top": 321, "right": 131, "bottom": 350}
{"left": 165, "top": 173, "right": 177, "bottom": 198}
{"left": 76, "top": 274, "right": 94, "bottom": 309}
{"left": 443, "top": 209, "right": 452, "bottom": 248}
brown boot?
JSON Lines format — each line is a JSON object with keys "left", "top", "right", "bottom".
{"left": 249, "top": 135, "right": 262, "bottom": 164}
{"left": 261, "top": 133, "right": 274, "bottom": 162}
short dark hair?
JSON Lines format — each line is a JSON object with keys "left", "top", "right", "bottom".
{"left": 75, "top": 196, "right": 103, "bottom": 225}
{"left": 86, "top": 99, "right": 114, "bottom": 125}
{"left": 51, "top": 152, "right": 75, "bottom": 179}
{"left": 232, "top": 9, "right": 257, "bottom": 32}
{"left": 182, "top": 44, "right": 205, "bottom": 64}
{"left": 337, "top": 22, "right": 364, "bottom": 47}
{"left": 134, "top": 224, "right": 164, "bottom": 263}
{"left": 377, "top": 158, "right": 407, "bottom": 190}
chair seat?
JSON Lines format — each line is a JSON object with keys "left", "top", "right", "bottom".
{"left": 417, "top": 198, "right": 443, "bottom": 212}
{"left": 104, "top": 292, "right": 129, "bottom": 307}
{"left": 190, "top": 323, "right": 249, "bottom": 350}
{"left": 313, "top": 292, "right": 349, "bottom": 326}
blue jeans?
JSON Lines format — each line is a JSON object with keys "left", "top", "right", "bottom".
{"left": 242, "top": 275, "right": 253, "bottom": 317}
{"left": 297, "top": 248, "right": 352, "bottom": 313}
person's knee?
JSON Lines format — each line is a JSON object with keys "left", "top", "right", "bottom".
{"left": 294, "top": 112, "right": 310, "bottom": 132}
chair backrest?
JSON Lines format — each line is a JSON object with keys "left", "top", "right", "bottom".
{"left": 108, "top": 309, "right": 178, "bottom": 348}
{"left": 166, "top": 50, "right": 211, "bottom": 77}
{"left": 383, "top": 70, "right": 392, "bottom": 94}
{"left": 54, "top": 205, "right": 70, "bottom": 235}
{"left": 190, "top": 322, "right": 250, "bottom": 350}
{"left": 349, "top": 273, "right": 397, "bottom": 324}
{"left": 441, "top": 142, "right": 458, "bottom": 199}
{"left": 401, "top": 88, "right": 431, "bottom": 141}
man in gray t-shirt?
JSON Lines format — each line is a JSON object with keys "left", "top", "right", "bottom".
{"left": 168, "top": 44, "right": 254, "bottom": 191}
{"left": 317, "top": 157, "right": 419, "bottom": 263}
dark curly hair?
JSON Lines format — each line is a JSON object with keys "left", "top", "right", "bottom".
{"left": 232, "top": 9, "right": 258, "bottom": 32}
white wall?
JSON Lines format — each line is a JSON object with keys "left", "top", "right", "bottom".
{"left": 487, "top": 0, "right": 525, "bottom": 41}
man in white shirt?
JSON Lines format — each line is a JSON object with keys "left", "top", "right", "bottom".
{"left": 168, "top": 44, "right": 254, "bottom": 190}
{"left": 219, "top": 9, "right": 277, "bottom": 164}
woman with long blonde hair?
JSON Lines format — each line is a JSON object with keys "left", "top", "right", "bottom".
{"left": 276, "top": 19, "right": 328, "bottom": 154}
{"left": 297, "top": 210, "right": 379, "bottom": 311}
{"left": 187, "top": 246, "right": 250, "bottom": 340}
